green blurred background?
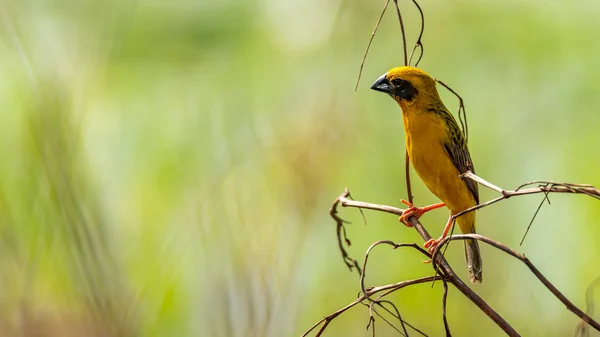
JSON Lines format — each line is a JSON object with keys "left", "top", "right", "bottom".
{"left": 1, "top": 0, "right": 600, "bottom": 336}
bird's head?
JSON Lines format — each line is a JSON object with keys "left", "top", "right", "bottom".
{"left": 370, "top": 66, "right": 438, "bottom": 107}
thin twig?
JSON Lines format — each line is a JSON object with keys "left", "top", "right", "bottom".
{"left": 360, "top": 241, "right": 431, "bottom": 297}
{"left": 362, "top": 297, "right": 429, "bottom": 336}
{"left": 349, "top": 193, "right": 369, "bottom": 226}
{"left": 406, "top": 151, "right": 413, "bottom": 203}
{"left": 365, "top": 304, "right": 405, "bottom": 336}
{"left": 435, "top": 80, "right": 469, "bottom": 142}
{"left": 359, "top": 241, "right": 433, "bottom": 335}
{"left": 391, "top": 0, "right": 408, "bottom": 66}
{"left": 366, "top": 312, "right": 376, "bottom": 336}
{"left": 355, "top": 0, "right": 390, "bottom": 92}
{"left": 408, "top": 0, "right": 425, "bottom": 67}
{"left": 376, "top": 300, "right": 411, "bottom": 336}
{"left": 515, "top": 180, "right": 594, "bottom": 191}
{"left": 442, "top": 279, "right": 452, "bottom": 337}
{"left": 301, "top": 276, "right": 437, "bottom": 337}
{"left": 519, "top": 192, "right": 551, "bottom": 246}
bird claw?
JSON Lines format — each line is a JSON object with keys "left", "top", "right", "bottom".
{"left": 398, "top": 199, "right": 423, "bottom": 228}
{"left": 398, "top": 215, "right": 414, "bottom": 228}
{"left": 424, "top": 238, "right": 442, "bottom": 253}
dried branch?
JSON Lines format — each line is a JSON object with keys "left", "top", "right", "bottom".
{"left": 430, "top": 234, "right": 600, "bottom": 331}
{"left": 454, "top": 171, "right": 600, "bottom": 219}
{"left": 311, "top": 172, "right": 600, "bottom": 336}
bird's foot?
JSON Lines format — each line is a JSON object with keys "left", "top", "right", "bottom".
{"left": 424, "top": 237, "right": 443, "bottom": 254}
{"left": 398, "top": 200, "right": 421, "bottom": 228}
{"left": 398, "top": 200, "right": 445, "bottom": 228}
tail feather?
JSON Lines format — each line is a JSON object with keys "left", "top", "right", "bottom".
{"left": 464, "top": 238, "right": 483, "bottom": 283}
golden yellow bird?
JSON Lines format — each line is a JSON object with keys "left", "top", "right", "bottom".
{"left": 371, "top": 66, "right": 482, "bottom": 283}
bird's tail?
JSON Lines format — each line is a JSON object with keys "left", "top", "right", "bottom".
{"left": 464, "top": 238, "right": 483, "bottom": 283}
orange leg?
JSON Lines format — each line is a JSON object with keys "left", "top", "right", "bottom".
{"left": 424, "top": 215, "right": 454, "bottom": 253}
{"left": 398, "top": 200, "right": 446, "bottom": 228}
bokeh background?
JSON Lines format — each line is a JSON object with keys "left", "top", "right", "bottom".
{"left": 1, "top": 0, "right": 600, "bottom": 336}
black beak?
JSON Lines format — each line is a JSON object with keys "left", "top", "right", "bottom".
{"left": 370, "top": 74, "right": 392, "bottom": 94}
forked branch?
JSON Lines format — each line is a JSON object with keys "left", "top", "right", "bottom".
{"left": 325, "top": 188, "right": 518, "bottom": 336}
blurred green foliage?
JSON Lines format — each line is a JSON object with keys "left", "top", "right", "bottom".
{"left": 1, "top": 0, "right": 600, "bottom": 336}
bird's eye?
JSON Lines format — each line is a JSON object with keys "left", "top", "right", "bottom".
{"left": 391, "top": 78, "right": 405, "bottom": 86}
{"left": 392, "top": 79, "right": 417, "bottom": 101}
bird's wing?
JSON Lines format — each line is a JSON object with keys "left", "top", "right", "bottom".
{"left": 442, "top": 117, "right": 479, "bottom": 205}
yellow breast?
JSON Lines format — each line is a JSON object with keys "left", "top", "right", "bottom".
{"left": 402, "top": 108, "right": 476, "bottom": 215}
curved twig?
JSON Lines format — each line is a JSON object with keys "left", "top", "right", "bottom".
{"left": 360, "top": 240, "right": 431, "bottom": 297}
{"left": 372, "top": 300, "right": 409, "bottom": 336}
{"left": 436, "top": 79, "right": 469, "bottom": 142}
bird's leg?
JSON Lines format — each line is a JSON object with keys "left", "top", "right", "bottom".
{"left": 398, "top": 200, "right": 445, "bottom": 228}
{"left": 424, "top": 214, "right": 454, "bottom": 253}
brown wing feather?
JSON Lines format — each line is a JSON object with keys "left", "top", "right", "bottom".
{"left": 442, "top": 115, "right": 479, "bottom": 205}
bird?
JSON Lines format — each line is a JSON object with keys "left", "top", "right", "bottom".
{"left": 370, "top": 66, "right": 482, "bottom": 283}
